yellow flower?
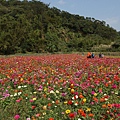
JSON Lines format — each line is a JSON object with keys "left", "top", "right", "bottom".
{"left": 65, "top": 109, "right": 71, "bottom": 114}
{"left": 43, "top": 105, "right": 47, "bottom": 110}
{"left": 68, "top": 88, "right": 71, "bottom": 90}
{"left": 71, "top": 89, "right": 75, "bottom": 93}
{"left": 86, "top": 108, "right": 91, "bottom": 112}
{"left": 83, "top": 98, "right": 86, "bottom": 102}
{"left": 110, "top": 118, "right": 114, "bottom": 120}
{"left": 64, "top": 101, "right": 68, "bottom": 104}
{"left": 94, "top": 93, "right": 97, "bottom": 96}
{"left": 33, "top": 92, "right": 37, "bottom": 94}
{"left": 44, "top": 87, "right": 47, "bottom": 91}
{"left": 33, "top": 97, "right": 36, "bottom": 101}
{"left": 20, "top": 78, "right": 23, "bottom": 82}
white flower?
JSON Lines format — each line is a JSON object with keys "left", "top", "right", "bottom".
{"left": 104, "top": 94, "right": 107, "bottom": 96}
{"left": 105, "top": 98, "right": 108, "bottom": 101}
{"left": 115, "top": 91, "right": 118, "bottom": 95}
{"left": 22, "top": 85, "right": 27, "bottom": 88}
{"left": 72, "top": 97, "right": 74, "bottom": 100}
{"left": 75, "top": 95, "right": 78, "bottom": 99}
{"left": 74, "top": 102, "right": 78, "bottom": 106}
{"left": 14, "top": 93, "right": 17, "bottom": 96}
{"left": 43, "top": 112, "right": 46, "bottom": 115}
{"left": 10, "top": 95, "right": 13, "bottom": 97}
{"left": 18, "top": 92, "right": 22, "bottom": 96}
{"left": 18, "top": 86, "right": 22, "bottom": 89}
{"left": 50, "top": 90, "right": 55, "bottom": 94}
{"left": 56, "top": 90, "right": 59, "bottom": 94}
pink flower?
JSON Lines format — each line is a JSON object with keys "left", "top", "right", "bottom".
{"left": 14, "top": 114, "right": 20, "bottom": 120}
{"left": 91, "top": 91, "right": 95, "bottom": 95}
{"left": 29, "top": 99, "right": 34, "bottom": 102}
{"left": 112, "top": 84, "right": 117, "bottom": 89}
{"left": 26, "top": 118, "right": 31, "bottom": 120}
{"left": 61, "top": 92, "right": 67, "bottom": 97}
{"left": 36, "top": 113, "right": 40, "bottom": 117}
{"left": 16, "top": 99, "right": 21, "bottom": 103}
{"left": 117, "top": 113, "right": 120, "bottom": 116}
{"left": 99, "top": 88, "right": 102, "bottom": 93}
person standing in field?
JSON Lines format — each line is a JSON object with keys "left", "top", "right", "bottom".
{"left": 91, "top": 53, "right": 95, "bottom": 58}
{"left": 99, "top": 53, "right": 104, "bottom": 58}
{"left": 87, "top": 52, "right": 91, "bottom": 58}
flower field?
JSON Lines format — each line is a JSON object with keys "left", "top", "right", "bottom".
{"left": 0, "top": 54, "right": 120, "bottom": 120}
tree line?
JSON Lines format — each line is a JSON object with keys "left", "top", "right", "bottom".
{"left": 0, "top": 0, "right": 120, "bottom": 55}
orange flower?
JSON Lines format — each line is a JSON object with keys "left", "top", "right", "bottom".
{"left": 78, "top": 108, "right": 86, "bottom": 117}
{"left": 70, "top": 84, "right": 74, "bottom": 88}
{"left": 93, "top": 97, "right": 98, "bottom": 102}
{"left": 14, "top": 89, "right": 18, "bottom": 93}
{"left": 43, "top": 94, "right": 46, "bottom": 98}
{"left": 102, "top": 104, "right": 107, "bottom": 108}
{"left": 32, "top": 116, "right": 36, "bottom": 120}
{"left": 100, "top": 98, "right": 105, "bottom": 102}
{"left": 48, "top": 103, "right": 52, "bottom": 107}
{"left": 105, "top": 83, "right": 108, "bottom": 87}
{"left": 107, "top": 103, "right": 112, "bottom": 108}
{"left": 55, "top": 100, "right": 60, "bottom": 104}
{"left": 79, "top": 94, "right": 84, "bottom": 99}
{"left": 78, "top": 109, "right": 84, "bottom": 114}
{"left": 88, "top": 113, "right": 94, "bottom": 117}
{"left": 48, "top": 118, "right": 54, "bottom": 120}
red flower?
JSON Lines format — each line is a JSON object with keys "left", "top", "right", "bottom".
{"left": 67, "top": 100, "right": 73, "bottom": 105}
{"left": 69, "top": 113, "right": 75, "bottom": 119}
{"left": 32, "top": 106, "right": 36, "bottom": 109}
{"left": 81, "top": 112, "right": 86, "bottom": 117}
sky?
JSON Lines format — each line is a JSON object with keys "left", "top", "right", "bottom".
{"left": 40, "top": 0, "right": 120, "bottom": 32}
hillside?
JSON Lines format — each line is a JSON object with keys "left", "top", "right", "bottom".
{"left": 0, "top": 0, "right": 120, "bottom": 54}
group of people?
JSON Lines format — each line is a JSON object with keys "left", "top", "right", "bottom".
{"left": 87, "top": 52, "right": 95, "bottom": 58}
{"left": 99, "top": 53, "right": 104, "bottom": 58}
{"left": 87, "top": 52, "right": 104, "bottom": 58}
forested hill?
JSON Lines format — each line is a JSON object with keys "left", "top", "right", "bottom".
{"left": 0, "top": 0, "right": 120, "bottom": 55}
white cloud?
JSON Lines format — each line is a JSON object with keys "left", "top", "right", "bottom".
{"left": 58, "top": 0, "right": 66, "bottom": 5}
